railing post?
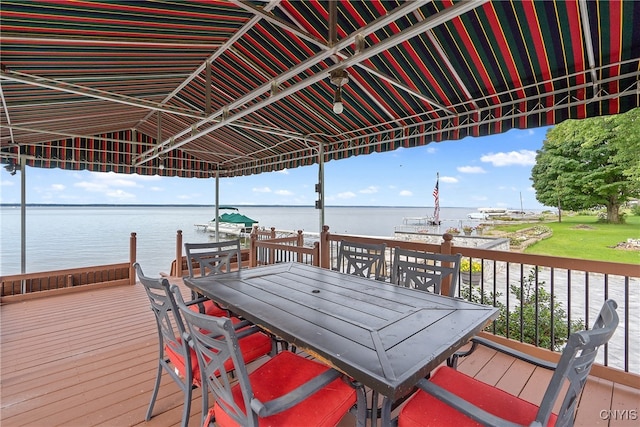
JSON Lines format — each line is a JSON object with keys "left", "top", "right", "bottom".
{"left": 129, "top": 232, "right": 137, "bottom": 285}
{"left": 295, "top": 230, "right": 303, "bottom": 263}
{"left": 320, "top": 225, "right": 330, "bottom": 269}
{"left": 175, "top": 230, "right": 183, "bottom": 277}
{"left": 250, "top": 228, "right": 258, "bottom": 268}
{"left": 312, "top": 242, "right": 320, "bottom": 267}
{"left": 270, "top": 227, "right": 276, "bottom": 239}
{"left": 440, "top": 233, "right": 454, "bottom": 296}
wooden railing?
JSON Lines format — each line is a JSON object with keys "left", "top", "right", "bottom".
{"left": 249, "top": 229, "right": 319, "bottom": 267}
{"left": 0, "top": 232, "right": 137, "bottom": 303}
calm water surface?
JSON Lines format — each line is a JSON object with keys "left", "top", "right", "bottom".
{"left": 1, "top": 205, "right": 478, "bottom": 276}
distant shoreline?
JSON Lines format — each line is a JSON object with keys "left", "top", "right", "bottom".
{"left": 0, "top": 203, "right": 543, "bottom": 209}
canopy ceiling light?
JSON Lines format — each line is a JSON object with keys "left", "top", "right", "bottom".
{"left": 330, "top": 68, "right": 349, "bottom": 114}
{"left": 4, "top": 161, "right": 20, "bottom": 176}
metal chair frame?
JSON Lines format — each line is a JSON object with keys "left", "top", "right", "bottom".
{"left": 399, "top": 299, "right": 620, "bottom": 427}
{"left": 391, "top": 248, "right": 462, "bottom": 297}
{"left": 335, "top": 239, "right": 387, "bottom": 280}
{"left": 185, "top": 239, "right": 242, "bottom": 278}
{"left": 172, "top": 286, "right": 367, "bottom": 427}
{"left": 134, "top": 263, "right": 200, "bottom": 427}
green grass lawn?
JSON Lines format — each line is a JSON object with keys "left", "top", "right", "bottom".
{"left": 491, "top": 215, "right": 640, "bottom": 264}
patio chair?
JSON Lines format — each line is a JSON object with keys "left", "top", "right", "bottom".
{"left": 172, "top": 285, "right": 367, "bottom": 427}
{"left": 397, "top": 299, "right": 619, "bottom": 427}
{"left": 391, "top": 248, "right": 462, "bottom": 297}
{"left": 335, "top": 239, "right": 387, "bottom": 280}
{"left": 185, "top": 239, "right": 243, "bottom": 316}
{"left": 134, "top": 263, "right": 273, "bottom": 427}
{"left": 185, "top": 239, "right": 243, "bottom": 277}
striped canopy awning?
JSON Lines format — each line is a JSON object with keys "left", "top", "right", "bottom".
{"left": 1, "top": 0, "right": 639, "bottom": 178}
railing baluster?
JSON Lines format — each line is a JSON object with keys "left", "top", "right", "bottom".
{"left": 519, "top": 263, "right": 524, "bottom": 343}
{"left": 585, "top": 271, "right": 590, "bottom": 330}
{"left": 550, "top": 267, "right": 555, "bottom": 351}
{"left": 534, "top": 265, "right": 539, "bottom": 347}
{"left": 624, "top": 276, "right": 629, "bottom": 372}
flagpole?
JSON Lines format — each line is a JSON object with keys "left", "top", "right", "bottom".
{"left": 432, "top": 172, "right": 440, "bottom": 225}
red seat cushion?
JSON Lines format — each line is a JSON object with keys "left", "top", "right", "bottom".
{"left": 189, "top": 299, "right": 228, "bottom": 317}
{"left": 165, "top": 325, "right": 272, "bottom": 386}
{"left": 398, "top": 366, "right": 557, "bottom": 427}
{"left": 212, "top": 351, "right": 357, "bottom": 427}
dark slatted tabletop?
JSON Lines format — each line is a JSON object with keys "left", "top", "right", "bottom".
{"left": 184, "top": 262, "right": 498, "bottom": 401}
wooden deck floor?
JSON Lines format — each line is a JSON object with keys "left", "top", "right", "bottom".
{"left": 2, "top": 280, "right": 638, "bottom": 427}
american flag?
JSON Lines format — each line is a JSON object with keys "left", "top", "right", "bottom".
{"left": 433, "top": 174, "right": 440, "bottom": 223}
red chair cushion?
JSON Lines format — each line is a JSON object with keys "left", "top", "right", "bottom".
{"left": 189, "top": 299, "right": 228, "bottom": 317}
{"left": 398, "top": 366, "right": 557, "bottom": 427}
{"left": 165, "top": 325, "right": 272, "bottom": 385}
{"left": 212, "top": 351, "right": 357, "bottom": 427}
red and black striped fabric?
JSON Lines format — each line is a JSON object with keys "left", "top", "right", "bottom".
{"left": 1, "top": 1, "right": 638, "bottom": 177}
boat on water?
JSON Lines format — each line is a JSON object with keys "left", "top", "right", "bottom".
{"left": 467, "top": 208, "right": 534, "bottom": 220}
{"left": 401, "top": 216, "right": 440, "bottom": 226}
{"left": 203, "top": 207, "right": 259, "bottom": 236}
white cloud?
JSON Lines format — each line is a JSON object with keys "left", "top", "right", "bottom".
{"left": 440, "top": 176, "right": 459, "bottom": 183}
{"left": 51, "top": 184, "right": 65, "bottom": 191}
{"left": 150, "top": 186, "right": 163, "bottom": 192}
{"left": 105, "top": 189, "right": 135, "bottom": 199}
{"left": 0, "top": 180, "right": 15, "bottom": 187}
{"left": 481, "top": 150, "right": 536, "bottom": 167}
{"left": 275, "top": 189, "right": 293, "bottom": 196}
{"left": 90, "top": 171, "right": 142, "bottom": 187}
{"left": 457, "top": 166, "right": 486, "bottom": 174}
{"left": 252, "top": 187, "right": 272, "bottom": 193}
{"left": 72, "top": 171, "right": 153, "bottom": 198}
{"left": 277, "top": 169, "right": 289, "bottom": 174}
{"left": 399, "top": 190, "right": 412, "bottom": 196}
{"left": 359, "top": 186, "right": 378, "bottom": 194}
{"left": 337, "top": 191, "right": 356, "bottom": 199}
{"left": 75, "top": 181, "right": 107, "bottom": 192}
{"left": 425, "top": 146, "right": 437, "bottom": 154}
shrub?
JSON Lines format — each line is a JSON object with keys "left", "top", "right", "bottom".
{"left": 460, "top": 268, "right": 584, "bottom": 351}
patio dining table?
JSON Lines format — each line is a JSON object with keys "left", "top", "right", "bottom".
{"left": 183, "top": 262, "right": 498, "bottom": 425}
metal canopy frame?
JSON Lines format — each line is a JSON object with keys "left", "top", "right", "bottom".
{"left": 1, "top": 0, "right": 639, "bottom": 178}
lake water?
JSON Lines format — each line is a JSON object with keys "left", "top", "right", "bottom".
{"left": 0, "top": 205, "right": 483, "bottom": 276}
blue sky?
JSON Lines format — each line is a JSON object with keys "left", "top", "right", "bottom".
{"left": 0, "top": 127, "right": 552, "bottom": 209}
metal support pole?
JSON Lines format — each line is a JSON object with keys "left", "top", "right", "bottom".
{"left": 317, "top": 142, "right": 325, "bottom": 234}
{"left": 20, "top": 155, "right": 26, "bottom": 273}
{"left": 20, "top": 155, "right": 26, "bottom": 293}
{"left": 215, "top": 170, "right": 220, "bottom": 242}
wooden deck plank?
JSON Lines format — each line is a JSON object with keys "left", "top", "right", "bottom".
{"left": 609, "top": 383, "right": 640, "bottom": 426}
{"left": 1, "top": 280, "right": 638, "bottom": 427}
{"left": 574, "top": 377, "right": 614, "bottom": 427}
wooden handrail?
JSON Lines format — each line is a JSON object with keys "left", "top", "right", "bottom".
{"left": 250, "top": 229, "right": 319, "bottom": 267}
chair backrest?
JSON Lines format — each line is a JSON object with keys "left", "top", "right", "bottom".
{"left": 134, "top": 263, "right": 190, "bottom": 365}
{"left": 171, "top": 286, "right": 258, "bottom": 426}
{"left": 391, "top": 248, "right": 461, "bottom": 297}
{"left": 536, "top": 299, "right": 619, "bottom": 427}
{"left": 185, "top": 240, "right": 242, "bottom": 278}
{"left": 336, "top": 240, "right": 387, "bottom": 280}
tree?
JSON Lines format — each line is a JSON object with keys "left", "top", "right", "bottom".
{"left": 531, "top": 108, "right": 640, "bottom": 223}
